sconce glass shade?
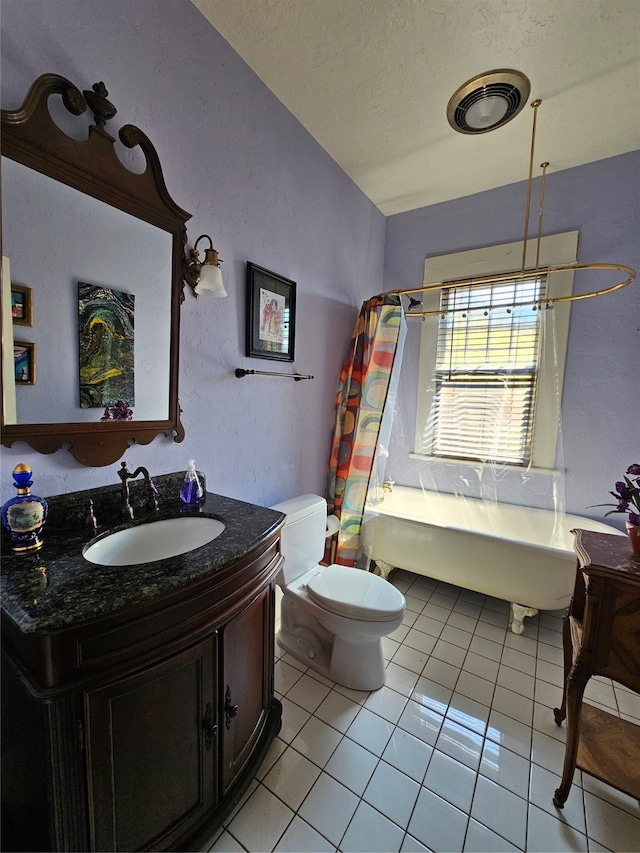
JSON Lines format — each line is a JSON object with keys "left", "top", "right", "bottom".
{"left": 183, "top": 235, "right": 228, "bottom": 298}
{"left": 198, "top": 249, "right": 227, "bottom": 297}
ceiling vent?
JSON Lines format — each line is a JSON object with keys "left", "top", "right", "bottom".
{"left": 447, "top": 69, "right": 531, "bottom": 134}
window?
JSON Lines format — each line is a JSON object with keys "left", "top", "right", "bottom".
{"left": 415, "top": 232, "right": 578, "bottom": 470}
{"left": 431, "top": 275, "right": 545, "bottom": 465}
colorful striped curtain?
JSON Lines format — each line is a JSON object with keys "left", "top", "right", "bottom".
{"left": 325, "top": 294, "right": 404, "bottom": 566}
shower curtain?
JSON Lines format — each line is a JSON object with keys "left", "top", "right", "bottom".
{"left": 325, "top": 293, "right": 405, "bottom": 566}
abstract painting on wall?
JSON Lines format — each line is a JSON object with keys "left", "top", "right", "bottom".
{"left": 78, "top": 282, "right": 135, "bottom": 409}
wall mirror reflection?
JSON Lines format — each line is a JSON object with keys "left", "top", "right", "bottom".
{"left": 0, "top": 73, "right": 190, "bottom": 466}
{"left": 3, "top": 159, "right": 173, "bottom": 425}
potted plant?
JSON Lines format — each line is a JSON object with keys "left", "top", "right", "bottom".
{"left": 592, "top": 464, "right": 640, "bottom": 556}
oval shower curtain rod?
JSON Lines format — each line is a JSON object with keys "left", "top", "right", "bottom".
{"left": 390, "top": 262, "right": 636, "bottom": 318}
{"left": 386, "top": 99, "right": 636, "bottom": 318}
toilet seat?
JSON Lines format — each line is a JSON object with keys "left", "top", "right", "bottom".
{"left": 306, "top": 564, "right": 405, "bottom": 621}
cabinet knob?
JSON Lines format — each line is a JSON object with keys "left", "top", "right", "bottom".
{"left": 224, "top": 685, "right": 239, "bottom": 729}
{"left": 203, "top": 702, "right": 217, "bottom": 751}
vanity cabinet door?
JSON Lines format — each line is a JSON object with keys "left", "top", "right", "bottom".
{"left": 221, "top": 585, "right": 274, "bottom": 794}
{"left": 85, "top": 636, "right": 217, "bottom": 852}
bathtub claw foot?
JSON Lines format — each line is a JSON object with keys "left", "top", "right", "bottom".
{"left": 509, "top": 603, "right": 538, "bottom": 634}
{"left": 373, "top": 560, "right": 394, "bottom": 580}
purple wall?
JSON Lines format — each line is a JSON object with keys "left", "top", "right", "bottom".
{"left": 383, "top": 151, "right": 640, "bottom": 528}
{"left": 1, "top": 1, "right": 637, "bottom": 530}
{"left": 0, "top": 0, "right": 384, "bottom": 506}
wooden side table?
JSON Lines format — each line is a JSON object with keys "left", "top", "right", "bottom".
{"left": 553, "top": 529, "right": 640, "bottom": 808}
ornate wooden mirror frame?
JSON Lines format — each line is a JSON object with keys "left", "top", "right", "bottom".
{"left": 1, "top": 73, "right": 190, "bottom": 466}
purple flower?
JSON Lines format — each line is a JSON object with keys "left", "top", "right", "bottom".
{"left": 612, "top": 498, "right": 630, "bottom": 513}
{"left": 591, "top": 464, "right": 640, "bottom": 523}
{"left": 613, "top": 482, "right": 633, "bottom": 501}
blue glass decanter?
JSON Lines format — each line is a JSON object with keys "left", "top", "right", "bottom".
{"left": 1, "top": 463, "right": 48, "bottom": 552}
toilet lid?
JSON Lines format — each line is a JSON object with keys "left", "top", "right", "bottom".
{"left": 306, "top": 565, "right": 405, "bottom": 621}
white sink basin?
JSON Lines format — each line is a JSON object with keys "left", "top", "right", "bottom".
{"left": 83, "top": 516, "right": 225, "bottom": 566}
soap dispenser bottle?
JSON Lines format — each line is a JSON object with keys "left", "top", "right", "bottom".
{"left": 180, "top": 460, "right": 203, "bottom": 505}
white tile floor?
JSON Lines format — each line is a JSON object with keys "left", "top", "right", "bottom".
{"left": 209, "top": 571, "right": 640, "bottom": 852}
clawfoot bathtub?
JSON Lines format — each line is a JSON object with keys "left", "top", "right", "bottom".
{"left": 361, "top": 486, "right": 622, "bottom": 633}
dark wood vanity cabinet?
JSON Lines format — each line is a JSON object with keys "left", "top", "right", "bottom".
{"left": 1, "top": 525, "right": 282, "bottom": 853}
{"left": 85, "top": 636, "right": 218, "bottom": 852}
{"left": 221, "top": 586, "right": 274, "bottom": 796}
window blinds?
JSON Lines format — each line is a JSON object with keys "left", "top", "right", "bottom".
{"left": 428, "top": 276, "right": 546, "bottom": 466}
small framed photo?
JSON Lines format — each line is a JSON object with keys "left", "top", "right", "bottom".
{"left": 246, "top": 263, "right": 296, "bottom": 362}
{"left": 11, "top": 284, "right": 33, "bottom": 326}
{"left": 14, "top": 341, "right": 36, "bottom": 385}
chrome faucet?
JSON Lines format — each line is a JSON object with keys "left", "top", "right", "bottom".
{"left": 383, "top": 478, "right": 395, "bottom": 493}
{"left": 118, "top": 462, "right": 159, "bottom": 519}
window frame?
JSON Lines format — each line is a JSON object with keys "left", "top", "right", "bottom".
{"left": 414, "top": 231, "right": 579, "bottom": 470}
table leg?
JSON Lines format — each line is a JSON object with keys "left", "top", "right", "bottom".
{"left": 553, "top": 603, "right": 574, "bottom": 725}
{"left": 553, "top": 651, "right": 593, "bottom": 808}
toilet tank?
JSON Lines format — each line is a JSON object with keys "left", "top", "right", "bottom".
{"left": 270, "top": 494, "right": 327, "bottom": 583}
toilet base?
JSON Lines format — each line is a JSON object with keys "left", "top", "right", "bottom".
{"left": 329, "top": 634, "right": 386, "bottom": 691}
{"left": 276, "top": 627, "right": 386, "bottom": 692}
{"left": 276, "top": 629, "right": 332, "bottom": 681}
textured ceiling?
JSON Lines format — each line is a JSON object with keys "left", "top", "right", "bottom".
{"left": 192, "top": 0, "right": 640, "bottom": 215}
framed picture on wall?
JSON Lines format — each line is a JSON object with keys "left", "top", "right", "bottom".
{"left": 11, "top": 284, "right": 33, "bottom": 326}
{"left": 14, "top": 341, "right": 36, "bottom": 385}
{"left": 246, "top": 263, "right": 296, "bottom": 362}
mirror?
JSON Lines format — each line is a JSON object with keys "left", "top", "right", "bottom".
{"left": 1, "top": 74, "right": 190, "bottom": 466}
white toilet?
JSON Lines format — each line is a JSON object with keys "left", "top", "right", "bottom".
{"left": 270, "top": 494, "right": 406, "bottom": 691}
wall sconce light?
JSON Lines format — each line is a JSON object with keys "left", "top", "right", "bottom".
{"left": 183, "top": 234, "right": 227, "bottom": 297}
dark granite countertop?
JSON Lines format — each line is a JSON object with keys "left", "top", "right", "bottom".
{"left": 1, "top": 472, "right": 285, "bottom": 635}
